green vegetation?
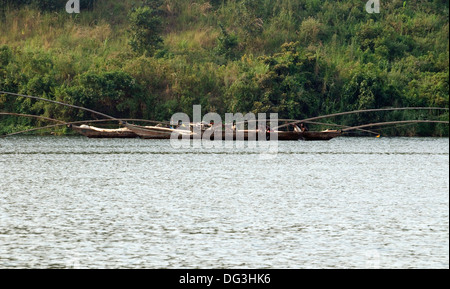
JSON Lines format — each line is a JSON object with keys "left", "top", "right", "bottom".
{"left": 0, "top": 0, "right": 448, "bottom": 136}
{"left": 128, "top": 5, "right": 164, "bottom": 56}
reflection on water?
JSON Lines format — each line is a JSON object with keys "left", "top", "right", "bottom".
{"left": 0, "top": 136, "right": 448, "bottom": 268}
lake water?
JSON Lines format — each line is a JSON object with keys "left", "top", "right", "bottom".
{"left": 0, "top": 136, "right": 448, "bottom": 269}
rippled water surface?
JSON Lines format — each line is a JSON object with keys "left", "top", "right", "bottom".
{"left": 0, "top": 136, "right": 448, "bottom": 268}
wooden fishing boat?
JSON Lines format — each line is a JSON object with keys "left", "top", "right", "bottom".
{"left": 189, "top": 123, "right": 271, "bottom": 140}
{"left": 72, "top": 122, "right": 339, "bottom": 141}
{"left": 70, "top": 125, "right": 138, "bottom": 138}
{"left": 301, "top": 130, "right": 342, "bottom": 141}
{"left": 207, "top": 129, "right": 270, "bottom": 141}
{"left": 125, "top": 122, "right": 306, "bottom": 141}
{"left": 274, "top": 131, "right": 303, "bottom": 141}
{"left": 126, "top": 122, "right": 270, "bottom": 140}
{"left": 207, "top": 129, "right": 306, "bottom": 141}
{"left": 272, "top": 124, "right": 303, "bottom": 141}
{"left": 124, "top": 123, "right": 193, "bottom": 139}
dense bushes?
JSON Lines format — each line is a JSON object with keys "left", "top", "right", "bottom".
{"left": 128, "top": 6, "right": 163, "bottom": 56}
{"left": 0, "top": 0, "right": 448, "bottom": 136}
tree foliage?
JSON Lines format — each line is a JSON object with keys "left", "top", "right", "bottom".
{"left": 128, "top": 6, "right": 163, "bottom": 56}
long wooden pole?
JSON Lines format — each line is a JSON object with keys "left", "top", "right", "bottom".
{"left": 0, "top": 112, "right": 67, "bottom": 124}
{"left": 0, "top": 91, "right": 118, "bottom": 120}
{"left": 1, "top": 117, "right": 169, "bottom": 137}
{"left": 275, "top": 107, "right": 449, "bottom": 129}
{"left": 302, "top": 120, "right": 380, "bottom": 135}
{"left": 342, "top": 120, "right": 449, "bottom": 132}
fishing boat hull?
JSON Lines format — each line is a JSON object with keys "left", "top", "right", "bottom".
{"left": 274, "top": 131, "right": 303, "bottom": 141}
{"left": 124, "top": 123, "right": 183, "bottom": 139}
{"left": 73, "top": 123, "right": 340, "bottom": 141}
{"left": 125, "top": 123, "right": 307, "bottom": 141}
{"left": 301, "top": 130, "right": 342, "bottom": 141}
{"left": 127, "top": 124, "right": 271, "bottom": 141}
{"left": 204, "top": 130, "right": 270, "bottom": 141}
{"left": 71, "top": 125, "right": 138, "bottom": 138}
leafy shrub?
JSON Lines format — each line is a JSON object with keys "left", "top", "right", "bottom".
{"left": 128, "top": 6, "right": 163, "bottom": 56}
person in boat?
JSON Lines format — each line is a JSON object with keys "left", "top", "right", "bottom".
{"left": 176, "top": 120, "right": 188, "bottom": 130}
{"left": 300, "top": 123, "right": 308, "bottom": 132}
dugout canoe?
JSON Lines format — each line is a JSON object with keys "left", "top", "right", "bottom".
{"left": 70, "top": 125, "right": 138, "bottom": 138}
{"left": 301, "top": 130, "right": 342, "bottom": 141}
{"left": 125, "top": 122, "right": 309, "bottom": 141}
{"left": 126, "top": 122, "right": 270, "bottom": 140}
{"left": 124, "top": 123, "right": 192, "bottom": 139}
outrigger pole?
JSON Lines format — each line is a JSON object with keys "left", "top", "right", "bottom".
{"left": 0, "top": 114, "right": 170, "bottom": 138}
{"left": 301, "top": 120, "right": 380, "bottom": 136}
{"left": 0, "top": 91, "right": 118, "bottom": 121}
{"left": 342, "top": 120, "right": 449, "bottom": 132}
{"left": 275, "top": 107, "right": 449, "bottom": 130}
{"left": 0, "top": 112, "right": 67, "bottom": 124}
